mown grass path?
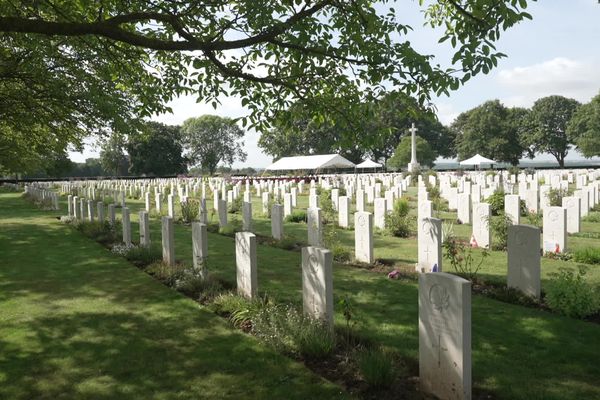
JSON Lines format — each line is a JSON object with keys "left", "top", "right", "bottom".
{"left": 0, "top": 191, "right": 347, "bottom": 400}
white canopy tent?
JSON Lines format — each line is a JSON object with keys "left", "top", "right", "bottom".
{"left": 356, "top": 159, "right": 383, "bottom": 169}
{"left": 459, "top": 154, "right": 496, "bottom": 167}
{"left": 265, "top": 154, "right": 356, "bottom": 172}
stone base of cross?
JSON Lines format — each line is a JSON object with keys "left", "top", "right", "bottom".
{"left": 408, "top": 161, "right": 420, "bottom": 173}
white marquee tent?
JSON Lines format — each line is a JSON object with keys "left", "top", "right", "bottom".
{"left": 356, "top": 159, "right": 383, "bottom": 169}
{"left": 265, "top": 154, "right": 356, "bottom": 172}
{"left": 459, "top": 154, "right": 496, "bottom": 167}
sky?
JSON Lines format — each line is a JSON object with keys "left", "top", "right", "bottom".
{"left": 69, "top": 0, "right": 600, "bottom": 167}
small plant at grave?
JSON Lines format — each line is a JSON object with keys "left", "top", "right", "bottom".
{"left": 442, "top": 235, "right": 489, "bottom": 281}
{"left": 319, "top": 189, "right": 336, "bottom": 224}
{"left": 338, "top": 295, "right": 356, "bottom": 346}
{"left": 285, "top": 210, "right": 307, "bottom": 223}
{"left": 583, "top": 212, "right": 600, "bottom": 223}
{"left": 322, "top": 223, "right": 351, "bottom": 262}
{"left": 385, "top": 198, "right": 414, "bottom": 238}
{"left": 111, "top": 242, "right": 137, "bottom": 256}
{"left": 75, "top": 220, "right": 120, "bottom": 245}
{"left": 264, "top": 198, "right": 276, "bottom": 218}
{"left": 573, "top": 247, "right": 600, "bottom": 265}
{"left": 426, "top": 183, "right": 441, "bottom": 203}
{"left": 548, "top": 187, "right": 572, "bottom": 207}
{"left": 356, "top": 347, "right": 395, "bottom": 388}
{"left": 180, "top": 198, "right": 200, "bottom": 223}
{"left": 273, "top": 235, "right": 302, "bottom": 251}
{"left": 228, "top": 195, "right": 243, "bottom": 214}
{"left": 145, "top": 261, "right": 187, "bottom": 287}
{"left": 174, "top": 268, "right": 225, "bottom": 302}
{"left": 525, "top": 210, "right": 543, "bottom": 229}
{"left": 60, "top": 215, "right": 75, "bottom": 224}
{"left": 210, "top": 293, "right": 267, "bottom": 330}
{"left": 543, "top": 251, "right": 573, "bottom": 261}
{"left": 545, "top": 266, "right": 600, "bottom": 319}
{"left": 124, "top": 244, "right": 162, "bottom": 268}
{"left": 487, "top": 212, "right": 513, "bottom": 251}
{"left": 441, "top": 221, "right": 455, "bottom": 243}
{"left": 294, "top": 318, "right": 336, "bottom": 360}
{"left": 486, "top": 190, "right": 505, "bottom": 216}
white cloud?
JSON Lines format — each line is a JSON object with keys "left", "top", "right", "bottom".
{"left": 497, "top": 57, "right": 600, "bottom": 107}
{"left": 434, "top": 102, "right": 460, "bottom": 125}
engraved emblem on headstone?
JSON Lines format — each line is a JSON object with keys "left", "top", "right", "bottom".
{"left": 429, "top": 284, "right": 450, "bottom": 312}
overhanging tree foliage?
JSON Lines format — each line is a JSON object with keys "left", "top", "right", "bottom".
{"left": 567, "top": 93, "right": 600, "bottom": 158}
{"left": 0, "top": 1, "right": 533, "bottom": 134}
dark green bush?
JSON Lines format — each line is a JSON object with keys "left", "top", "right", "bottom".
{"left": 488, "top": 212, "right": 513, "bottom": 251}
{"left": 180, "top": 198, "right": 199, "bottom": 223}
{"left": 385, "top": 198, "right": 413, "bottom": 238}
{"left": 124, "top": 244, "right": 162, "bottom": 268}
{"left": 573, "top": 247, "right": 600, "bottom": 265}
{"left": 174, "top": 269, "right": 225, "bottom": 302}
{"left": 545, "top": 266, "right": 599, "bottom": 319}
{"left": 486, "top": 190, "right": 505, "bottom": 216}
{"left": 548, "top": 188, "right": 572, "bottom": 207}
{"left": 285, "top": 210, "right": 307, "bottom": 223}
{"left": 228, "top": 195, "right": 243, "bottom": 214}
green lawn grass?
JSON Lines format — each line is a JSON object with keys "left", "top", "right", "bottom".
{"left": 0, "top": 191, "right": 347, "bottom": 400}
{"left": 111, "top": 189, "right": 600, "bottom": 400}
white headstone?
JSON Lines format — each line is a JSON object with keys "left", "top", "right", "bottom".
{"left": 338, "top": 196, "right": 350, "bottom": 228}
{"left": 507, "top": 225, "right": 541, "bottom": 299}
{"left": 139, "top": 210, "right": 150, "bottom": 247}
{"left": 307, "top": 207, "right": 322, "bottom": 246}
{"left": 374, "top": 198, "right": 387, "bottom": 229}
{"left": 122, "top": 207, "right": 131, "bottom": 245}
{"left": 543, "top": 207, "right": 567, "bottom": 252}
{"left": 504, "top": 194, "right": 520, "bottom": 225}
{"left": 419, "top": 272, "right": 471, "bottom": 400}
{"left": 354, "top": 212, "right": 374, "bottom": 263}
{"left": 457, "top": 193, "right": 471, "bottom": 224}
{"left": 472, "top": 203, "right": 491, "bottom": 249}
{"left": 302, "top": 246, "right": 334, "bottom": 330}
{"left": 271, "top": 204, "right": 284, "bottom": 240}
{"left": 236, "top": 232, "right": 257, "bottom": 299}
{"left": 217, "top": 199, "right": 227, "bottom": 227}
{"left": 418, "top": 217, "right": 442, "bottom": 273}
{"left": 562, "top": 196, "right": 581, "bottom": 234}
{"left": 162, "top": 216, "right": 175, "bottom": 266}
{"left": 192, "top": 222, "right": 208, "bottom": 279}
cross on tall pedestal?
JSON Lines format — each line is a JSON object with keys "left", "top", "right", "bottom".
{"left": 407, "top": 123, "right": 420, "bottom": 172}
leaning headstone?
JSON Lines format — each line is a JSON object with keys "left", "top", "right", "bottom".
{"left": 417, "top": 217, "right": 442, "bottom": 273}
{"left": 507, "top": 225, "right": 541, "bottom": 299}
{"left": 162, "top": 216, "right": 175, "bottom": 266}
{"left": 543, "top": 206, "right": 567, "bottom": 252}
{"left": 307, "top": 207, "right": 322, "bottom": 246}
{"left": 338, "top": 196, "right": 350, "bottom": 228}
{"left": 302, "top": 246, "right": 334, "bottom": 330}
{"left": 271, "top": 204, "right": 284, "bottom": 240}
{"left": 504, "top": 194, "right": 520, "bottom": 225}
{"left": 472, "top": 202, "right": 491, "bottom": 248}
{"left": 242, "top": 201, "right": 252, "bottom": 231}
{"left": 419, "top": 272, "right": 471, "bottom": 400}
{"left": 562, "top": 196, "right": 581, "bottom": 234}
{"left": 192, "top": 222, "right": 209, "bottom": 279}
{"left": 354, "top": 211, "right": 374, "bottom": 263}
{"left": 236, "top": 232, "right": 257, "bottom": 299}
{"left": 139, "top": 210, "right": 150, "bottom": 247}
{"left": 122, "top": 207, "right": 131, "bottom": 245}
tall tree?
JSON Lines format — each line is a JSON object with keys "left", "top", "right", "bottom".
{"left": 452, "top": 100, "right": 525, "bottom": 165}
{"left": 524, "top": 95, "right": 580, "bottom": 167}
{"left": 567, "top": 93, "right": 600, "bottom": 158}
{"left": 0, "top": 1, "right": 533, "bottom": 136}
{"left": 387, "top": 136, "right": 436, "bottom": 170}
{"left": 99, "top": 134, "right": 129, "bottom": 176}
{"left": 182, "top": 116, "right": 247, "bottom": 175}
{"left": 127, "top": 122, "right": 187, "bottom": 176}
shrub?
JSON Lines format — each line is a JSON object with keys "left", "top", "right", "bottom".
{"left": 229, "top": 195, "right": 243, "bottom": 214}
{"left": 357, "top": 347, "right": 394, "bottom": 388}
{"left": 272, "top": 236, "right": 301, "bottom": 251}
{"left": 525, "top": 210, "right": 543, "bottom": 229}
{"left": 547, "top": 188, "right": 571, "bottom": 207}
{"left": 385, "top": 198, "right": 413, "bottom": 238}
{"left": 124, "top": 244, "right": 162, "bottom": 268}
{"left": 486, "top": 190, "right": 505, "bottom": 216}
{"left": 583, "top": 212, "right": 600, "bottom": 223}
{"left": 285, "top": 210, "right": 307, "bottom": 223}
{"left": 75, "top": 220, "right": 120, "bottom": 245}
{"left": 211, "top": 293, "right": 265, "bottom": 329}
{"left": 573, "top": 247, "right": 600, "bottom": 265}
{"left": 442, "top": 235, "right": 489, "bottom": 281}
{"left": 146, "top": 261, "right": 186, "bottom": 287}
{"left": 180, "top": 198, "right": 199, "bottom": 223}
{"left": 330, "top": 243, "right": 352, "bottom": 263}
{"left": 487, "top": 212, "right": 512, "bottom": 251}
{"left": 174, "top": 269, "right": 225, "bottom": 302}
{"left": 295, "top": 319, "right": 336, "bottom": 360}
{"left": 545, "top": 266, "right": 600, "bottom": 319}
{"left": 319, "top": 189, "right": 336, "bottom": 224}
